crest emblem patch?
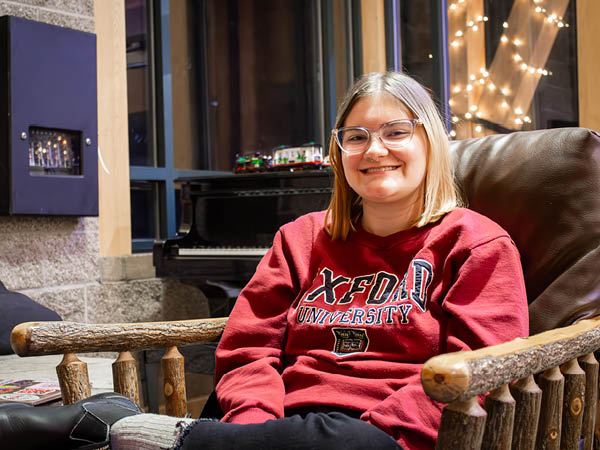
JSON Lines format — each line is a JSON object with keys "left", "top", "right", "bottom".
{"left": 332, "top": 328, "right": 369, "bottom": 356}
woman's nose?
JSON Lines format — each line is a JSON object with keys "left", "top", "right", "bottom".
{"left": 363, "top": 134, "right": 389, "bottom": 159}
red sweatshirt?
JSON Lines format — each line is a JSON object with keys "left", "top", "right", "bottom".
{"left": 215, "top": 208, "right": 529, "bottom": 449}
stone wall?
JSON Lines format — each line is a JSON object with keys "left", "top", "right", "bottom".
{"left": 0, "top": 0, "right": 94, "bottom": 33}
{"left": 0, "top": 0, "right": 210, "bottom": 326}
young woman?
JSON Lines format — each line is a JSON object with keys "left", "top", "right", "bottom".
{"left": 0, "top": 72, "right": 529, "bottom": 450}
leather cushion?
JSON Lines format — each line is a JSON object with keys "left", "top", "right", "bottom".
{"left": 450, "top": 128, "right": 600, "bottom": 333}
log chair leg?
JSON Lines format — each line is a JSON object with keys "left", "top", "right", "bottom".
{"left": 56, "top": 352, "right": 91, "bottom": 405}
{"left": 536, "top": 366, "right": 565, "bottom": 450}
{"left": 510, "top": 375, "right": 542, "bottom": 450}
{"left": 482, "top": 384, "right": 515, "bottom": 450}
{"left": 435, "top": 396, "right": 487, "bottom": 450}
{"left": 161, "top": 346, "right": 187, "bottom": 417}
{"left": 578, "top": 353, "right": 598, "bottom": 450}
{"left": 112, "top": 351, "right": 140, "bottom": 406}
{"left": 560, "top": 358, "right": 586, "bottom": 450}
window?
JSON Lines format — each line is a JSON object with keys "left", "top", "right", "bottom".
{"left": 125, "top": 0, "right": 360, "bottom": 251}
{"left": 446, "top": 0, "right": 578, "bottom": 138}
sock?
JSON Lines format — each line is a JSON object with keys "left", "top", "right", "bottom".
{"left": 110, "top": 413, "right": 195, "bottom": 450}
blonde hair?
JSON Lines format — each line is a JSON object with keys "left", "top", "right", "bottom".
{"left": 324, "top": 71, "right": 460, "bottom": 240}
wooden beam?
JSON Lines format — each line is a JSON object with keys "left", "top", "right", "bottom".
{"left": 577, "top": 0, "right": 600, "bottom": 130}
{"left": 94, "top": 0, "right": 132, "bottom": 257}
{"left": 421, "top": 316, "right": 600, "bottom": 403}
{"left": 361, "top": 0, "right": 386, "bottom": 73}
{"left": 11, "top": 318, "right": 228, "bottom": 356}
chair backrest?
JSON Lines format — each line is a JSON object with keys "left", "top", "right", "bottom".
{"left": 449, "top": 128, "right": 600, "bottom": 334}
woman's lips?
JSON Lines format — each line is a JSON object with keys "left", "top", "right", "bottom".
{"left": 361, "top": 165, "right": 401, "bottom": 174}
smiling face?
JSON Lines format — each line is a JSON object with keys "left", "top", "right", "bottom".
{"left": 340, "top": 94, "right": 429, "bottom": 216}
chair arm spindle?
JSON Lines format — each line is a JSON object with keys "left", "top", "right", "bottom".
{"left": 435, "top": 397, "right": 486, "bottom": 450}
{"left": 481, "top": 384, "right": 514, "bottom": 450}
{"left": 509, "top": 375, "right": 542, "bottom": 450}
{"left": 162, "top": 346, "right": 187, "bottom": 417}
{"left": 560, "top": 359, "right": 586, "bottom": 450}
{"left": 578, "top": 353, "right": 598, "bottom": 450}
{"left": 536, "top": 366, "right": 564, "bottom": 450}
{"left": 56, "top": 353, "right": 91, "bottom": 405}
{"left": 112, "top": 351, "right": 140, "bottom": 406}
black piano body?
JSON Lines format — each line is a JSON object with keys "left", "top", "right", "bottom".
{"left": 153, "top": 170, "right": 334, "bottom": 313}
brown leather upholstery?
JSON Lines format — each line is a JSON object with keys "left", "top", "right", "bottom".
{"left": 449, "top": 128, "right": 600, "bottom": 334}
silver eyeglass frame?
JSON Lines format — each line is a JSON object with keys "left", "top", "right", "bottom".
{"left": 332, "top": 119, "right": 422, "bottom": 154}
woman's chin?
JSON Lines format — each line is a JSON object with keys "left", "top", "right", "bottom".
{"left": 361, "top": 185, "right": 420, "bottom": 207}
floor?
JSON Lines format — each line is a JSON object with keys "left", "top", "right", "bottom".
{"left": 0, "top": 353, "right": 114, "bottom": 397}
{"left": 0, "top": 353, "right": 212, "bottom": 416}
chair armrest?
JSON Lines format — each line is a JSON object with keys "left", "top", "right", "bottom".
{"left": 421, "top": 316, "right": 600, "bottom": 403}
{"left": 10, "top": 317, "right": 228, "bottom": 356}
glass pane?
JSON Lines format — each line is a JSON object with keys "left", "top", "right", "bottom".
{"left": 130, "top": 181, "right": 158, "bottom": 239}
{"left": 447, "top": 0, "right": 578, "bottom": 139}
{"left": 203, "top": 0, "right": 322, "bottom": 171}
{"left": 400, "top": 1, "right": 435, "bottom": 90}
{"left": 125, "top": 0, "right": 156, "bottom": 166}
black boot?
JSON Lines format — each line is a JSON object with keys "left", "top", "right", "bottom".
{"left": 0, "top": 392, "right": 142, "bottom": 450}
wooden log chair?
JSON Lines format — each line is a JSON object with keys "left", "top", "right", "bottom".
{"left": 10, "top": 127, "right": 600, "bottom": 449}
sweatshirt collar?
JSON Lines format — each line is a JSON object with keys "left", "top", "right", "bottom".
{"left": 349, "top": 220, "right": 433, "bottom": 250}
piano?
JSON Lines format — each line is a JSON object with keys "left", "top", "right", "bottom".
{"left": 153, "top": 170, "right": 333, "bottom": 313}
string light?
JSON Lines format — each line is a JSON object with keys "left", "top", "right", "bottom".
{"left": 450, "top": 14, "right": 489, "bottom": 48}
{"left": 532, "top": 0, "right": 570, "bottom": 28}
{"left": 448, "top": 0, "right": 568, "bottom": 135}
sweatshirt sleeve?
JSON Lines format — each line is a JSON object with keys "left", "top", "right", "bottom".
{"left": 361, "top": 236, "right": 529, "bottom": 449}
{"left": 214, "top": 226, "right": 310, "bottom": 424}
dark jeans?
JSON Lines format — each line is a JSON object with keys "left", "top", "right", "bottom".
{"left": 176, "top": 412, "right": 404, "bottom": 450}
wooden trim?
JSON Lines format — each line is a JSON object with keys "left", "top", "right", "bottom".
{"left": 360, "top": 0, "right": 386, "bottom": 73}
{"left": 577, "top": 0, "right": 600, "bottom": 130}
{"left": 94, "top": 0, "right": 132, "bottom": 256}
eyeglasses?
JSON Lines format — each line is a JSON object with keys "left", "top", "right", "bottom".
{"left": 332, "top": 119, "right": 422, "bottom": 154}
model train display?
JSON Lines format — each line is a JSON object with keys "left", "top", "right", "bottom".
{"left": 234, "top": 144, "right": 328, "bottom": 173}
